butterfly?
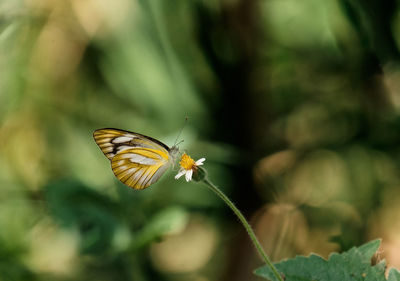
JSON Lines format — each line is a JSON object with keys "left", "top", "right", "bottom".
{"left": 93, "top": 128, "right": 180, "bottom": 190}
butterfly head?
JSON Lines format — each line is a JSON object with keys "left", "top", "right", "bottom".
{"left": 169, "top": 145, "right": 180, "bottom": 165}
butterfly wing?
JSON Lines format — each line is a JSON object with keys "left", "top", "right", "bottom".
{"left": 111, "top": 147, "right": 170, "bottom": 189}
{"left": 93, "top": 128, "right": 173, "bottom": 189}
{"left": 93, "top": 128, "right": 170, "bottom": 160}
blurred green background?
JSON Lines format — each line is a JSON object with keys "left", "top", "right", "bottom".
{"left": 2, "top": 0, "right": 400, "bottom": 280}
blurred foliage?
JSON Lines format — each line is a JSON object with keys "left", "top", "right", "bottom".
{"left": 2, "top": 0, "right": 400, "bottom": 280}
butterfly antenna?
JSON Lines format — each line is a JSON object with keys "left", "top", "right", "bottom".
{"left": 174, "top": 116, "right": 188, "bottom": 146}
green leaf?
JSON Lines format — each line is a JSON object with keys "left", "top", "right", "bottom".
{"left": 388, "top": 268, "right": 400, "bottom": 281}
{"left": 254, "top": 239, "right": 387, "bottom": 281}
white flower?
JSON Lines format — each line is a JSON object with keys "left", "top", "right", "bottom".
{"left": 175, "top": 153, "right": 205, "bottom": 182}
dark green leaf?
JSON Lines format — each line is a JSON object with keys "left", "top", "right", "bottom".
{"left": 254, "top": 239, "right": 386, "bottom": 281}
{"left": 45, "top": 180, "right": 119, "bottom": 255}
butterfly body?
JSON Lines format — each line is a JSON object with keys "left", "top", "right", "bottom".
{"left": 93, "top": 128, "right": 179, "bottom": 189}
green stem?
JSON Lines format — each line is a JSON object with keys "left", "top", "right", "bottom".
{"left": 202, "top": 177, "right": 283, "bottom": 281}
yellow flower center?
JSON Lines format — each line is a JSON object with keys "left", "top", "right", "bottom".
{"left": 179, "top": 153, "right": 196, "bottom": 170}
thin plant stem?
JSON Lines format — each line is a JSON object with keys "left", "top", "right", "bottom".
{"left": 202, "top": 177, "right": 283, "bottom": 281}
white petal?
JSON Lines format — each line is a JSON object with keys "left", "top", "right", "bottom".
{"left": 195, "top": 158, "right": 206, "bottom": 165}
{"left": 185, "top": 169, "right": 193, "bottom": 182}
{"left": 175, "top": 169, "right": 186, "bottom": 179}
